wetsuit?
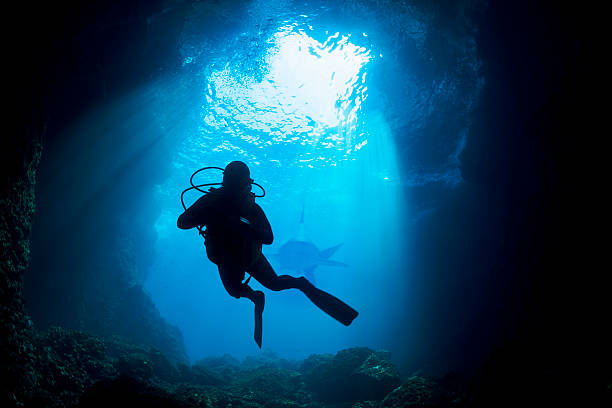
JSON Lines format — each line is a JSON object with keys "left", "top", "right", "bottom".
{"left": 178, "top": 185, "right": 358, "bottom": 348}
{"left": 177, "top": 187, "right": 305, "bottom": 300}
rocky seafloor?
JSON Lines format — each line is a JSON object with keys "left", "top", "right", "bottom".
{"left": 16, "top": 327, "right": 463, "bottom": 408}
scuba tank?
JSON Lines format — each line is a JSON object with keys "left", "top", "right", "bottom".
{"left": 181, "top": 166, "right": 265, "bottom": 270}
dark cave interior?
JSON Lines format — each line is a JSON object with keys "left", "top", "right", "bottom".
{"left": 2, "top": 1, "right": 609, "bottom": 407}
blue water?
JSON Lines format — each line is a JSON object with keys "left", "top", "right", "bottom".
{"left": 31, "top": 0, "right": 480, "bottom": 366}
{"left": 145, "top": 5, "right": 410, "bottom": 362}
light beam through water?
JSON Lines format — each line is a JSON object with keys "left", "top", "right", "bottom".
{"left": 146, "top": 16, "right": 406, "bottom": 362}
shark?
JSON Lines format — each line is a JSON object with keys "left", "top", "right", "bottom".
{"left": 271, "top": 205, "right": 347, "bottom": 284}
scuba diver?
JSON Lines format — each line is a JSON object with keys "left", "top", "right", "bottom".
{"left": 177, "top": 161, "right": 358, "bottom": 347}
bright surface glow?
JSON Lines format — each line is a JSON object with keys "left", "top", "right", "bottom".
{"left": 205, "top": 27, "right": 371, "bottom": 161}
{"left": 264, "top": 29, "right": 370, "bottom": 127}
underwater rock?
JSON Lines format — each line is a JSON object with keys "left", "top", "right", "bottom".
{"left": 190, "top": 363, "right": 226, "bottom": 387}
{"left": 115, "top": 354, "right": 155, "bottom": 381}
{"left": 242, "top": 349, "right": 301, "bottom": 371}
{"left": 380, "top": 376, "right": 434, "bottom": 408}
{"left": 191, "top": 353, "right": 267, "bottom": 386}
{"left": 9, "top": 326, "right": 431, "bottom": 408}
{"left": 190, "top": 353, "right": 312, "bottom": 406}
{"left": 301, "top": 347, "right": 401, "bottom": 403}
{"left": 112, "top": 284, "right": 189, "bottom": 364}
{"left": 352, "top": 401, "right": 379, "bottom": 408}
{"left": 225, "top": 365, "right": 308, "bottom": 406}
{"left": 351, "top": 353, "right": 402, "bottom": 401}
{"left": 104, "top": 334, "right": 186, "bottom": 383}
{"left": 299, "top": 352, "right": 334, "bottom": 374}
{"left": 28, "top": 327, "right": 200, "bottom": 406}
{"left": 78, "top": 376, "right": 190, "bottom": 408}
{"left": 33, "top": 327, "right": 118, "bottom": 406}
{"left": 380, "top": 376, "right": 461, "bottom": 408}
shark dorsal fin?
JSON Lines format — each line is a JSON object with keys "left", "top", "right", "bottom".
{"left": 300, "top": 202, "right": 304, "bottom": 224}
{"left": 296, "top": 202, "right": 308, "bottom": 241}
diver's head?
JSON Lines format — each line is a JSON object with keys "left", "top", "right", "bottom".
{"left": 223, "top": 161, "right": 252, "bottom": 193}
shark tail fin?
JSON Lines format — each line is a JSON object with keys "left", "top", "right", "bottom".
{"left": 319, "top": 243, "right": 343, "bottom": 259}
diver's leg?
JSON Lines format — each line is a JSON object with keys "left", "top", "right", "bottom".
{"left": 218, "top": 265, "right": 249, "bottom": 298}
{"left": 247, "top": 257, "right": 358, "bottom": 326}
{"left": 247, "top": 255, "right": 306, "bottom": 291}
{"left": 218, "top": 266, "right": 265, "bottom": 348}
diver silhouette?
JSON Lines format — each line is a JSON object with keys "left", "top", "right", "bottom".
{"left": 177, "top": 161, "right": 358, "bottom": 347}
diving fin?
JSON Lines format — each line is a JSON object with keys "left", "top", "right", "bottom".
{"left": 301, "top": 280, "right": 358, "bottom": 326}
{"left": 254, "top": 313, "right": 262, "bottom": 348}
{"left": 253, "top": 291, "right": 264, "bottom": 348}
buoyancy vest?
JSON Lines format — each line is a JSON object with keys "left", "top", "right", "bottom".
{"left": 201, "top": 188, "right": 262, "bottom": 269}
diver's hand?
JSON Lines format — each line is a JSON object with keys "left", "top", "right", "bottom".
{"left": 226, "top": 215, "right": 252, "bottom": 236}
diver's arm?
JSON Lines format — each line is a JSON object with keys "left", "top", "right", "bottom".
{"left": 248, "top": 204, "right": 273, "bottom": 245}
{"left": 177, "top": 195, "right": 211, "bottom": 229}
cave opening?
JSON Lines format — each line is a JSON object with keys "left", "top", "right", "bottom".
{"left": 25, "top": 0, "right": 481, "bottom": 371}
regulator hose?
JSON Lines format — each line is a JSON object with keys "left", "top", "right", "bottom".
{"left": 180, "top": 166, "right": 267, "bottom": 238}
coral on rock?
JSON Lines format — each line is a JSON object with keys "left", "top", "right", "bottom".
{"left": 380, "top": 375, "right": 462, "bottom": 408}
{"left": 1, "top": 117, "right": 44, "bottom": 406}
{"left": 24, "top": 336, "right": 430, "bottom": 408}
{"left": 300, "top": 347, "right": 401, "bottom": 403}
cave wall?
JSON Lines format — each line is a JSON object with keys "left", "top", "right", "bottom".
{"left": 397, "top": 0, "right": 608, "bottom": 389}
{"left": 1, "top": 3, "right": 198, "bottom": 387}
{"left": 25, "top": 1, "right": 195, "bottom": 363}
{"left": 2, "top": 1, "right": 55, "bottom": 401}
{"left": 1, "top": 118, "right": 43, "bottom": 405}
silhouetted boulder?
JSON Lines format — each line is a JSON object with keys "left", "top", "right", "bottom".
{"left": 79, "top": 376, "right": 189, "bottom": 408}
{"left": 352, "top": 352, "right": 403, "bottom": 400}
{"left": 227, "top": 366, "right": 307, "bottom": 406}
{"left": 380, "top": 376, "right": 461, "bottom": 408}
{"left": 300, "top": 347, "right": 401, "bottom": 403}
{"left": 115, "top": 354, "right": 154, "bottom": 381}
{"left": 299, "top": 352, "right": 334, "bottom": 374}
{"left": 191, "top": 353, "right": 241, "bottom": 386}
{"left": 28, "top": 328, "right": 197, "bottom": 406}
{"left": 176, "top": 381, "right": 256, "bottom": 408}
{"left": 242, "top": 349, "right": 301, "bottom": 371}
{"left": 190, "top": 364, "right": 226, "bottom": 387}
{"left": 105, "top": 335, "right": 184, "bottom": 383}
